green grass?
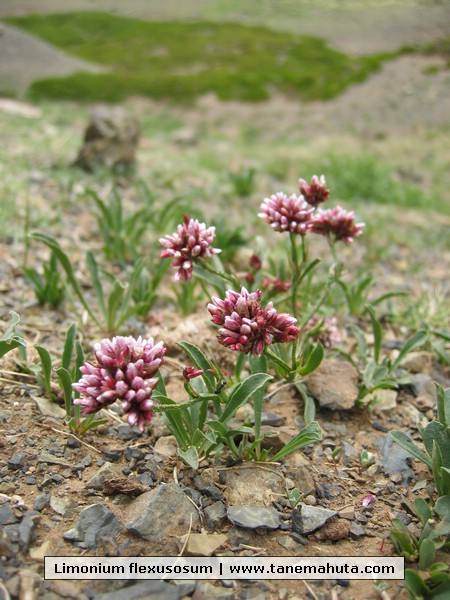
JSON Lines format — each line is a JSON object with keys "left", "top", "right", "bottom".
{"left": 4, "top": 12, "right": 391, "bottom": 103}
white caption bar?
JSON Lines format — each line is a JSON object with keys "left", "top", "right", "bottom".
{"left": 45, "top": 556, "right": 404, "bottom": 580}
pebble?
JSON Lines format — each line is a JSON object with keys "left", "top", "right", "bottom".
{"left": 63, "top": 504, "right": 122, "bottom": 549}
{"left": 292, "top": 503, "right": 337, "bottom": 535}
{"left": 305, "top": 359, "right": 359, "bottom": 410}
{"left": 92, "top": 580, "right": 181, "bottom": 600}
{"left": 103, "top": 450, "right": 122, "bottom": 462}
{"left": 349, "top": 522, "right": 366, "bottom": 539}
{"left": 227, "top": 505, "right": 281, "bottom": 530}
{"left": 84, "top": 462, "right": 122, "bottom": 491}
{"left": 126, "top": 483, "right": 199, "bottom": 541}
{"left": 374, "top": 435, "right": 415, "bottom": 482}
{"left": 33, "top": 494, "right": 50, "bottom": 511}
{"left": 0, "top": 504, "right": 17, "bottom": 525}
{"left": 7, "top": 454, "right": 25, "bottom": 470}
{"left": 204, "top": 502, "right": 227, "bottom": 530}
{"left": 192, "top": 581, "right": 235, "bottom": 600}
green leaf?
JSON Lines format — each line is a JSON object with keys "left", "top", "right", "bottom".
{"left": 393, "top": 329, "right": 428, "bottom": 370}
{"left": 34, "top": 345, "right": 53, "bottom": 396}
{"left": 366, "top": 305, "right": 382, "bottom": 364}
{"left": 107, "top": 279, "right": 127, "bottom": 331}
{"left": 419, "top": 538, "right": 436, "bottom": 570}
{"left": 414, "top": 497, "right": 433, "bottom": 525}
{"left": 271, "top": 421, "right": 322, "bottom": 462}
{"left": 390, "top": 430, "right": 432, "bottom": 468}
{"left": 423, "top": 422, "right": 450, "bottom": 468}
{"left": 178, "top": 446, "right": 199, "bottom": 470}
{"left": 436, "top": 383, "right": 450, "bottom": 427}
{"left": 86, "top": 251, "right": 106, "bottom": 318}
{"left": 405, "top": 569, "right": 428, "bottom": 600}
{"left": 1, "top": 311, "right": 21, "bottom": 340}
{"left": 294, "top": 382, "right": 315, "bottom": 425}
{"left": 55, "top": 367, "right": 73, "bottom": 420}
{"left": 29, "top": 233, "right": 101, "bottom": 328}
{"left": 219, "top": 373, "right": 272, "bottom": 425}
{"left": 348, "top": 323, "right": 367, "bottom": 361}
{"left": 62, "top": 323, "right": 77, "bottom": 371}
{"left": 298, "top": 342, "right": 323, "bottom": 376}
{"left": 177, "top": 341, "right": 215, "bottom": 392}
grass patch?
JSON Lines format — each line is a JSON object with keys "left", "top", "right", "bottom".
{"left": 4, "top": 11, "right": 391, "bottom": 103}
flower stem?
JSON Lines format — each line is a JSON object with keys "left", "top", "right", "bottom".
{"left": 201, "top": 260, "right": 240, "bottom": 289}
{"left": 289, "top": 233, "right": 300, "bottom": 316}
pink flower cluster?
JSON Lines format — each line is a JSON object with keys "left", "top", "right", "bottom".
{"left": 73, "top": 336, "right": 166, "bottom": 431}
{"left": 208, "top": 287, "right": 299, "bottom": 355}
{"left": 259, "top": 175, "right": 364, "bottom": 244}
{"left": 311, "top": 206, "right": 364, "bottom": 244}
{"left": 258, "top": 192, "right": 314, "bottom": 236}
{"left": 160, "top": 215, "right": 221, "bottom": 281}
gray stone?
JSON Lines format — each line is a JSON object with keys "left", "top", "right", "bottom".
{"left": 193, "top": 581, "right": 235, "bottom": 600}
{"left": 50, "top": 496, "right": 75, "bottom": 518}
{"left": 92, "top": 580, "right": 180, "bottom": 600}
{"left": 84, "top": 462, "right": 122, "bottom": 491}
{"left": 204, "top": 502, "right": 227, "bottom": 530}
{"left": 74, "top": 106, "right": 140, "bottom": 173}
{"left": 227, "top": 505, "right": 281, "bottom": 530}
{"left": 7, "top": 454, "right": 25, "bottom": 470}
{"left": 366, "top": 389, "right": 398, "bottom": 412}
{"left": 292, "top": 503, "right": 337, "bottom": 535}
{"left": 401, "top": 351, "right": 433, "bottom": 374}
{"left": 38, "top": 452, "right": 72, "bottom": 467}
{"left": 0, "top": 504, "right": 17, "bottom": 525}
{"left": 305, "top": 359, "right": 359, "bottom": 410}
{"left": 126, "top": 483, "right": 199, "bottom": 541}
{"left": 223, "top": 465, "right": 285, "bottom": 507}
{"left": 259, "top": 412, "right": 286, "bottom": 427}
{"left": 32, "top": 396, "right": 65, "bottom": 419}
{"left": 374, "top": 435, "right": 414, "bottom": 481}
{"left": 277, "top": 535, "right": 306, "bottom": 552}
{"left": 63, "top": 504, "right": 122, "bottom": 549}
{"left": 18, "top": 512, "right": 39, "bottom": 549}
{"left": 349, "top": 522, "right": 366, "bottom": 539}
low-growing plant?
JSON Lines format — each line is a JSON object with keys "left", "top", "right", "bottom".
{"left": 390, "top": 384, "right": 450, "bottom": 599}
{"left": 339, "top": 304, "right": 428, "bottom": 404}
{"left": 391, "top": 384, "right": 450, "bottom": 497}
{"left": 0, "top": 311, "right": 26, "bottom": 360}
{"left": 28, "top": 233, "right": 164, "bottom": 332}
{"left": 227, "top": 167, "right": 256, "bottom": 197}
{"left": 23, "top": 250, "right": 66, "bottom": 308}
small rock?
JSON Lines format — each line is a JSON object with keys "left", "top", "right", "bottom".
{"left": 305, "top": 359, "right": 358, "bottom": 410}
{"left": 314, "top": 518, "right": 350, "bottom": 541}
{"left": 223, "top": 465, "right": 285, "bottom": 507}
{"left": 258, "top": 412, "right": 286, "bottom": 427}
{"left": 185, "top": 533, "right": 228, "bottom": 556}
{"left": 33, "top": 494, "right": 50, "bottom": 512}
{"left": 366, "top": 389, "right": 398, "bottom": 412}
{"left": 277, "top": 535, "right": 305, "bottom": 552}
{"left": 7, "top": 454, "right": 26, "bottom": 470}
{"left": 303, "top": 495, "right": 317, "bottom": 506}
{"left": 338, "top": 506, "right": 355, "bottom": 520}
{"left": 29, "top": 540, "right": 54, "bottom": 561}
{"left": 32, "top": 396, "right": 65, "bottom": 419}
{"left": 126, "top": 483, "right": 199, "bottom": 541}
{"left": 84, "top": 462, "right": 122, "bottom": 491}
{"left": 153, "top": 436, "right": 178, "bottom": 458}
{"left": 0, "top": 504, "right": 17, "bottom": 525}
{"left": 292, "top": 503, "right": 337, "bottom": 535}
{"left": 204, "top": 502, "right": 227, "bottom": 530}
{"left": 291, "top": 466, "right": 315, "bottom": 497}
{"left": 18, "top": 512, "right": 39, "bottom": 549}
{"left": 349, "top": 522, "right": 366, "bottom": 539}
{"left": 103, "top": 449, "right": 122, "bottom": 462}
{"left": 92, "top": 580, "right": 180, "bottom": 600}
{"left": 193, "top": 581, "right": 235, "bottom": 600}
{"left": 50, "top": 496, "right": 74, "bottom": 517}
{"left": 374, "top": 435, "right": 414, "bottom": 481}
{"left": 227, "top": 505, "right": 281, "bottom": 530}
{"left": 73, "top": 105, "right": 140, "bottom": 173}
{"left": 401, "top": 351, "right": 432, "bottom": 374}
{"left": 38, "top": 452, "right": 72, "bottom": 467}
{"left": 63, "top": 504, "right": 122, "bottom": 549}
